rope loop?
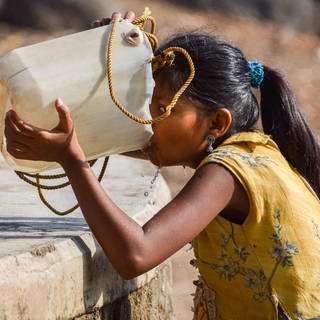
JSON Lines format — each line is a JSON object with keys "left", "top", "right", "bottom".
{"left": 107, "top": 15, "right": 195, "bottom": 124}
{"left": 132, "top": 15, "right": 158, "bottom": 51}
{"left": 15, "top": 157, "right": 109, "bottom": 216}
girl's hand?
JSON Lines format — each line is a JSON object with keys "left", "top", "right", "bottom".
{"left": 90, "top": 10, "right": 136, "bottom": 28}
{"left": 4, "top": 98, "right": 85, "bottom": 165}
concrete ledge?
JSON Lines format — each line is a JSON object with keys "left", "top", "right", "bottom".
{"left": 75, "top": 262, "right": 173, "bottom": 320}
{"left": 0, "top": 155, "right": 174, "bottom": 319}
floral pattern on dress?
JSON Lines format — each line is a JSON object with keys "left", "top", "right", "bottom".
{"left": 312, "top": 219, "right": 320, "bottom": 240}
{"left": 294, "top": 310, "right": 303, "bottom": 320}
{"left": 192, "top": 136, "right": 320, "bottom": 319}
{"left": 193, "top": 209, "right": 300, "bottom": 309}
{"left": 209, "top": 148, "right": 277, "bottom": 168}
{"left": 269, "top": 210, "right": 299, "bottom": 269}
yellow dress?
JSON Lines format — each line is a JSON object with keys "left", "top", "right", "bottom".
{"left": 192, "top": 131, "right": 320, "bottom": 320}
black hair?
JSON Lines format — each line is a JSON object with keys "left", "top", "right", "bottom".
{"left": 155, "top": 32, "right": 320, "bottom": 197}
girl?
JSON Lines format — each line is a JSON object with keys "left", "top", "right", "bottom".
{"left": 5, "top": 11, "right": 320, "bottom": 320}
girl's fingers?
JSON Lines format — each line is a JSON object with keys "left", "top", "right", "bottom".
{"left": 5, "top": 110, "right": 37, "bottom": 137}
{"left": 91, "top": 20, "right": 102, "bottom": 28}
{"left": 6, "top": 139, "right": 31, "bottom": 159}
{"left": 9, "top": 110, "right": 37, "bottom": 136}
{"left": 124, "top": 11, "right": 135, "bottom": 22}
{"left": 91, "top": 11, "right": 134, "bottom": 29}
{"left": 111, "top": 12, "right": 121, "bottom": 22}
{"left": 101, "top": 17, "right": 111, "bottom": 25}
{"left": 90, "top": 18, "right": 111, "bottom": 28}
{"left": 6, "top": 146, "right": 26, "bottom": 159}
{"left": 4, "top": 112, "right": 34, "bottom": 143}
{"left": 4, "top": 119, "right": 19, "bottom": 140}
{"left": 4, "top": 125, "right": 33, "bottom": 155}
{"left": 7, "top": 140, "right": 28, "bottom": 151}
{"left": 55, "top": 98, "right": 73, "bottom": 132}
{"left": 7, "top": 145, "right": 37, "bottom": 160}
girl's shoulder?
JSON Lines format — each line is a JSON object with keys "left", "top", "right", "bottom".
{"left": 197, "top": 130, "right": 279, "bottom": 172}
{"left": 195, "top": 130, "right": 314, "bottom": 215}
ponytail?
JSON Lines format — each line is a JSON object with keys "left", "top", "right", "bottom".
{"left": 156, "top": 33, "right": 320, "bottom": 196}
{"left": 260, "top": 66, "right": 320, "bottom": 197}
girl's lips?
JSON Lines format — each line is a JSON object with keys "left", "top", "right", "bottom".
{"left": 142, "top": 140, "right": 162, "bottom": 166}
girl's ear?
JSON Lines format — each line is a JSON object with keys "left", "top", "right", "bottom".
{"left": 208, "top": 108, "right": 232, "bottom": 138}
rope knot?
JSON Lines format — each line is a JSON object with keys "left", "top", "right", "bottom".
{"left": 152, "top": 105, "right": 173, "bottom": 122}
{"left": 164, "top": 105, "right": 173, "bottom": 116}
{"left": 152, "top": 51, "right": 175, "bottom": 73}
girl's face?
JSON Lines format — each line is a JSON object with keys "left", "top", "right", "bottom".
{"left": 145, "top": 73, "right": 211, "bottom": 168}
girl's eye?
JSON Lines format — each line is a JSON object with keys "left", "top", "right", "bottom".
{"left": 159, "top": 106, "right": 166, "bottom": 113}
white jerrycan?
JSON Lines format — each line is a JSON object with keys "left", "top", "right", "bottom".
{"left": 0, "top": 19, "right": 155, "bottom": 173}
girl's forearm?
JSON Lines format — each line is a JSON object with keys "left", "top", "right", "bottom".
{"left": 60, "top": 156, "right": 147, "bottom": 279}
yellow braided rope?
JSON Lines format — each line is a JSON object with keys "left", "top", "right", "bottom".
{"left": 106, "top": 17, "right": 195, "bottom": 125}
{"left": 35, "top": 157, "right": 109, "bottom": 216}
{"left": 15, "top": 157, "right": 108, "bottom": 215}
{"left": 144, "top": 32, "right": 158, "bottom": 52}
{"left": 156, "top": 47, "right": 195, "bottom": 111}
{"left": 132, "top": 15, "right": 158, "bottom": 50}
{"left": 16, "top": 171, "right": 71, "bottom": 189}
{"left": 133, "top": 15, "right": 156, "bottom": 33}
{"left": 15, "top": 159, "right": 98, "bottom": 190}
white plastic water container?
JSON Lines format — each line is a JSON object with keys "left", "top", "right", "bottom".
{"left": 0, "top": 20, "right": 154, "bottom": 173}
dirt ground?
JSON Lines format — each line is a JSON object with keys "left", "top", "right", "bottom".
{"left": 1, "top": 0, "right": 320, "bottom": 318}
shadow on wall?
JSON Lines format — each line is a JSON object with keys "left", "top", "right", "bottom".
{"left": 72, "top": 235, "right": 137, "bottom": 319}
{"left": 166, "top": 0, "right": 320, "bottom": 35}
{"left": 0, "top": 216, "right": 137, "bottom": 318}
{"left": 0, "top": 216, "right": 90, "bottom": 238}
{"left": 0, "top": 0, "right": 121, "bottom": 31}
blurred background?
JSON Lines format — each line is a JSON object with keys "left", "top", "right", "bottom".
{"left": 0, "top": 0, "right": 319, "bottom": 318}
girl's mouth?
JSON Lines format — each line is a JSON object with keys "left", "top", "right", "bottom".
{"left": 142, "top": 138, "right": 161, "bottom": 166}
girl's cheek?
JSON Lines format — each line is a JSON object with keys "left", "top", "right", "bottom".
{"left": 151, "top": 122, "right": 162, "bottom": 135}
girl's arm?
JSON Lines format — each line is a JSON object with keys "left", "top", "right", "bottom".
{"left": 5, "top": 99, "right": 237, "bottom": 279}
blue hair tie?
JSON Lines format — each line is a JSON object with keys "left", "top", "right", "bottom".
{"left": 247, "top": 60, "right": 264, "bottom": 88}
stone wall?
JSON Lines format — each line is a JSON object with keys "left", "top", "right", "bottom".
{"left": 75, "top": 263, "right": 174, "bottom": 320}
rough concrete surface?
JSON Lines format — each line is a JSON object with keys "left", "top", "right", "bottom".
{"left": 75, "top": 263, "right": 174, "bottom": 320}
{"left": 0, "top": 155, "right": 173, "bottom": 320}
